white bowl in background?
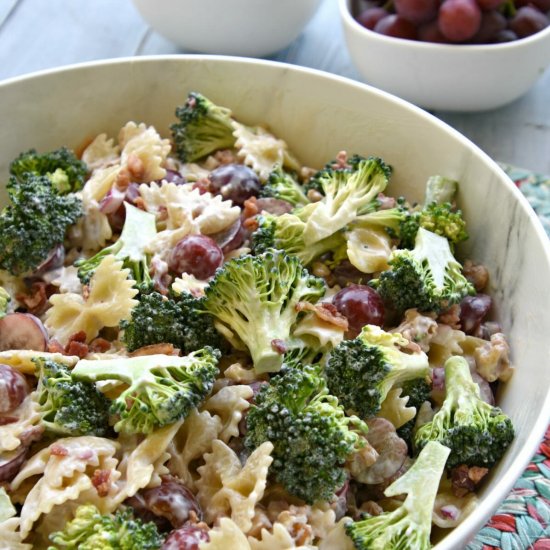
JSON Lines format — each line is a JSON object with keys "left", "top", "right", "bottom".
{"left": 0, "top": 55, "right": 549, "bottom": 548}
{"left": 339, "top": 0, "right": 550, "bottom": 111}
{"left": 131, "top": 0, "right": 322, "bottom": 57}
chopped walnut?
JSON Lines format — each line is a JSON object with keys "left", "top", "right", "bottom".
{"left": 16, "top": 281, "right": 50, "bottom": 316}
{"left": 438, "top": 304, "right": 461, "bottom": 329}
{"left": 450, "top": 464, "right": 488, "bottom": 497}
{"left": 347, "top": 436, "right": 380, "bottom": 482}
{"left": 358, "top": 500, "right": 384, "bottom": 516}
{"left": 474, "top": 332, "right": 513, "bottom": 382}
{"left": 463, "top": 259, "right": 489, "bottom": 292}
{"left": 213, "top": 149, "right": 237, "bottom": 165}
{"left": 115, "top": 166, "right": 131, "bottom": 190}
{"left": 306, "top": 189, "right": 324, "bottom": 202}
{"left": 392, "top": 309, "right": 438, "bottom": 353}
{"left": 295, "top": 301, "right": 349, "bottom": 330}
{"left": 247, "top": 506, "right": 272, "bottom": 538}
{"left": 276, "top": 507, "right": 314, "bottom": 546}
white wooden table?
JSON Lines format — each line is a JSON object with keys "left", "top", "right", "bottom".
{"left": 0, "top": 0, "right": 549, "bottom": 174}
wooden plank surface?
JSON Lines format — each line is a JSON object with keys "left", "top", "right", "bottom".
{"left": 0, "top": 0, "right": 548, "bottom": 173}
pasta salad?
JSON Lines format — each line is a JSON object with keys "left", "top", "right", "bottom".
{"left": 0, "top": 92, "right": 514, "bottom": 549}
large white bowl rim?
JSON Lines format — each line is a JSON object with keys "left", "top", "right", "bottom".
{"left": 0, "top": 55, "right": 549, "bottom": 549}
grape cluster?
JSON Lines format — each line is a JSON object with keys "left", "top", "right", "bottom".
{"left": 354, "top": 0, "right": 550, "bottom": 43}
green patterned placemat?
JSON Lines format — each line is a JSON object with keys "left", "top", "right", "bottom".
{"left": 468, "top": 165, "right": 550, "bottom": 550}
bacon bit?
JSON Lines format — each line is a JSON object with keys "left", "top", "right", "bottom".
{"left": 65, "top": 340, "right": 89, "bottom": 359}
{"left": 91, "top": 469, "right": 111, "bottom": 497}
{"left": 16, "top": 281, "right": 49, "bottom": 316}
{"left": 127, "top": 153, "right": 145, "bottom": 181}
{"left": 89, "top": 338, "right": 112, "bottom": 353}
{"left": 50, "top": 444, "right": 69, "bottom": 457}
{"left": 377, "top": 193, "right": 397, "bottom": 210}
{"left": 0, "top": 416, "right": 18, "bottom": 426}
{"left": 243, "top": 196, "right": 259, "bottom": 219}
{"left": 47, "top": 339, "right": 65, "bottom": 354}
{"left": 295, "top": 301, "right": 349, "bottom": 330}
{"left": 67, "top": 331, "right": 87, "bottom": 343}
{"left": 271, "top": 339, "right": 288, "bottom": 355}
{"left": 450, "top": 464, "right": 489, "bottom": 497}
{"left": 130, "top": 343, "right": 180, "bottom": 357}
{"left": 243, "top": 217, "right": 259, "bottom": 231}
{"left": 115, "top": 166, "right": 131, "bottom": 190}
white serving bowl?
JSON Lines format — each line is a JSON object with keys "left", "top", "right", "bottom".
{"left": 0, "top": 55, "right": 549, "bottom": 548}
{"left": 131, "top": 0, "right": 322, "bottom": 57}
{"left": 339, "top": 0, "right": 550, "bottom": 111}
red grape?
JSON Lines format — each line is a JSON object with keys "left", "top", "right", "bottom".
{"left": 208, "top": 164, "right": 261, "bottom": 205}
{"left": 127, "top": 476, "right": 202, "bottom": 529}
{"left": 374, "top": 14, "right": 418, "bottom": 39}
{"left": 168, "top": 235, "right": 223, "bottom": 280}
{"left": 0, "top": 313, "right": 48, "bottom": 352}
{"left": 459, "top": 294, "right": 491, "bottom": 334}
{"left": 161, "top": 524, "right": 209, "bottom": 550}
{"left": 0, "top": 364, "right": 28, "bottom": 414}
{"left": 395, "top": 0, "right": 440, "bottom": 25}
{"left": 475, "top": 0, "right": 506, "bottom": 10}
{"left": 509, "top": 6, "right": 550, "bottom": 38}
{"left": 438, "top": 0, "right": 482, "bottom": 42}
{"left": 470, "top": 10, "right": 507, "bottom": 42}
{"left": 493, "top": 28, "right": 518, "bottom": 42}
{"left": 332, "top": 284, "right": 385, "bottom": 333}
{"left": 357, "top": 7, "right": 390, "bottom": 29}
{"left": 418, "top": 20, "right": 450, "bottom": 42}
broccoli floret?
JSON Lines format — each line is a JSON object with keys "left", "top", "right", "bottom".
{"left": 396, "top": 377, "right": 433, "bottom": 448}
{"left": 245, "top": 365, "right": 368, "bottom": 503}
{"left": 326, "top": 325, "right": 430, "bottom": 419}
{"left": 0, "top": 175, "right": 82, "bottom": 275}
{"left": 345, "top": 441, "right": 450, "bottom": 550}
{"left": 252, "top": 212, "right": 346, "bottom": 266}
{"left": 304, "top": 153, "right": 368, "bottom": 196}
{"left": 71, "top": 348, "right": 220, "bottom": 435}
{"left": 0, "top": 286, "right": 10, "bottom": 319}
{"left": 354, "top": 206, "right": 407, "bottom": 235}
{"left": 48, "top": 504, "right": 163, "bottom": 550}
{"left": 259, "top": 167, "right": 309, "bottom": 207}
{"left": 397, "top": 202, "right": 468, "bottom": 249}
{"left": 170, "top": 92, "right": 236, "bottom": 163}
{"left": 34, "top": 358, "right": 110, "bottom": 437}
{"left": 371, "top": 227, "right": 475, "bottom": 314}
{"left": 120, "top": 289, "right": 226, "bottom": 354}
{"left": 424, "top": 175, "right": 458, "bottom": 205}
{"left": 203, "top": 249, "right": 325, "bottom": 373}
{"left": 75, "top": 203, "right": 156, "bottom": 289}
{"left": 301, "top": 157, "right": 391, "bottom": 244}
{"left": 10, "top": 146, "right": 87, "bottom": 194}
{"left": 414, "top": 355, "right": 514, "bottom": 468}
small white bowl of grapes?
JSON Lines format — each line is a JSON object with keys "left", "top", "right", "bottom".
{"left": 339, "top": 0, "right": 550, "bottom": 111}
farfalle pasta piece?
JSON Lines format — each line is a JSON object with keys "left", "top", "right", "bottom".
{"left": 461, "top": 332, "right": 513, "bottom": 383}
{"left": 200, "top": 517, "right": 252, "bottom": 550}
{"left": 45, "top": 255, "right": 138, "bottom": 344}
{"left": 171, "top": 273, "right": 209, "bottom": 297}
{"left": 197, "top": 440, "right": 273, "bottom": 532}
{"left": 118, "top": 122, "right": 171, "bottom": 183}
{"left": 0, "top": 518, "right": 33, "bottom": 550}
{"left": 223, "top": 362, "right": 260, "bottom": 384}
{"left": 232, "top": 122, "right": 301, "bottom": 181}
{"left": 68, "top": 199, "right": 113, "bottom": 252}
{"left": 318, "top": 518, "right": 355, "bottom": 550}
{"left": 81, "top": 133, "right": 120, "bottom": 171}
{"left": 378, "top": 387, "right": 417, "bottom": 430}
{"left": 0, "top": 392, "right": 42, "bottom": 453}
{"left": 428, "top": 324, "right": 466, "bottom": 367}
{"left": 167, "top": 409, "right": 223, "bottom": 489}
{"left": 114, "top": 420, "right": 183, "bottom": 504}
{"left": 346, "top": 226, "right": 393, "bottom": 274}
{"left": 202, "top": 385, "right": 253, "bottom": 443}
{"left": 248, "top": 522, "right": 302, "bottom": 550}
{"left": 0, "top": 350, "right": 79, "bottom": 375}
{"left": 433, "top": 478, "right": 478, "bottom": 528}
{"left": 10, "top": 436, "right": 120, "bottom": 538}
